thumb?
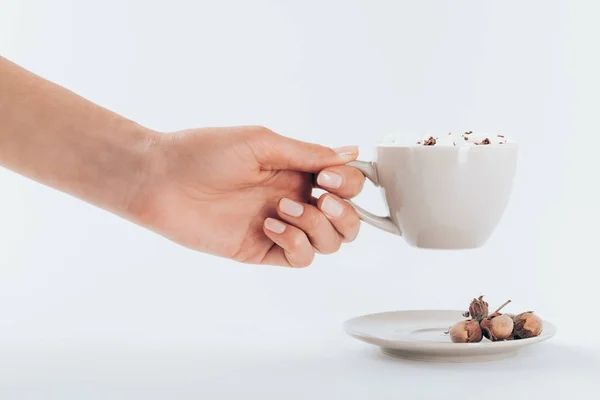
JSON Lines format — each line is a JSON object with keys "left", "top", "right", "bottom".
{"left": 254, "top": 130, "right": 358, "bottom": 172}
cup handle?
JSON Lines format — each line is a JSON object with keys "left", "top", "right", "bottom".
{"left": 345, "top": 160, "right": 401, "bottom": 236}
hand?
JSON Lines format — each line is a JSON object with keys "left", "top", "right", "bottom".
{"left": 0, "top": 59, "right": 364, "bottom": 266}
{"left": 132, "top": 126, "right": 365, "bottom": 267}
{"left": 131, "top": 127, "right": 364, "bottom": 267}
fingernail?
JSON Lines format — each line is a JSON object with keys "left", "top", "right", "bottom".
{"left": 317, "top": 171, "right": 343, "bottom": 189}
{"left": 334, "top": 145, "right": 359, "bottom": 157}
{"left": 321, "top": 196, "right": 344, "bottom": 217}
{"left": 265, "top": 218, "right": 286, "bottom": 234}
{"left": 279, "top": 198, "right": 304, "bottom": 217}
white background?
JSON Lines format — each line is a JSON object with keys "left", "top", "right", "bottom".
{"left": 1, "top": 0, "right": 599, "bottom": 398}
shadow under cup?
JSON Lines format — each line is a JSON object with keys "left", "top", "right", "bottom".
{"left": 349, "top": 144, "right": 518, "bottom": 249}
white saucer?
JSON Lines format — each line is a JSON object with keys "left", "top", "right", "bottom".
{"left": 343, "top": 310, "right": 557, "bottom": 363}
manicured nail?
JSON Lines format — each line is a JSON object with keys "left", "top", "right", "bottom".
{"left": 317, "top": 171, "right": 343, "bottom": 189}
{"left": 321, "top": 196, "right": 344, "bottom": 217}
{"left": 279, "top": 198, "right": 304, "bottom": 217}
{"left": 334, "top": 145, "right": 359, "bottom": 157}
{"left": 265, "top": 218, "right": 286, "bottom": 234}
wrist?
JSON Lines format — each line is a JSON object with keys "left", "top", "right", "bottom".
{"left": 115, "top": 123, "right": 163, "bottom": 224}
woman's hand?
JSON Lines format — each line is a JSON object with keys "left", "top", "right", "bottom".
{"left": 133, "top": 126, "right": 365, "bottom": 267}
{"left": 0, "top": 57, "right": 365, "bottom": 267}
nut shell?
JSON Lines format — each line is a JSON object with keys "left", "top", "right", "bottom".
{"left": 481, "top": 314, "right": 514, "bottom": 341}
{"left": 449, "top": 320, "right": 483, "bottom": 343}
{"left": 513, "top": 312, "right": 543, "bottom": 338}
{"left": 464, "top": 295, "right": 489, "bottom": 321}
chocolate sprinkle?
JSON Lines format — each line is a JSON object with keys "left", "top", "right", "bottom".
{"left": 423, "top": 136, "right": 436, "bottom": 146}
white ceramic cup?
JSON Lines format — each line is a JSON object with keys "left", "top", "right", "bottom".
{"left": 347, "top": 143, "right": 518, "bottom": 249}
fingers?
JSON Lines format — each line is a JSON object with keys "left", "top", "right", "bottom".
{"left": 315, "top": 165, "right": 366, "bottom": 199}
{"left": 261, "top": 194, "right": 361, "bottom": 267}
{"left": 262, "top": 218, "right": 315, "bottom": 268}
{"left": 316, "top": 193, "right": 360, "bottom": 242}
{"left": 276, "top": 198, "right": 342, "bottom": 254}
{"left": 246, "top": 126, "right": 358, "bottom": 172}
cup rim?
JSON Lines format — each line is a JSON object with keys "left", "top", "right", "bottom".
{"left": 375, "top": 142, "right": 518, "bottom": 149}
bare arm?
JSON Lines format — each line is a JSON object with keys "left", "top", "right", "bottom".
{"left": 0, "top": 56, "right": 364, "bottom": 267}
{"left": 0, "top": 56, "right": 155, "bottom": 218}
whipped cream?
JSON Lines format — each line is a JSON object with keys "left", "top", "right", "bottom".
{"left": 381, "top": 131, "right": 509, "bottom": 146}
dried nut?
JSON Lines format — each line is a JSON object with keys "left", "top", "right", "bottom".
{"left": 512, "top": 312, "right": 543, "bottom": 339}
{"left": 463, "top": 295, "right": 489, "bottom": 321}
{"left": 448, "top": 320, "right": 483, "bottom": 343}
{"left": 481, "top": 314, "right": 514, "bottom": 341}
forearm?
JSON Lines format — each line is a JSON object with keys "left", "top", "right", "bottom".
{"left": 0, "top": 56, "right": 156, "bottom": 219}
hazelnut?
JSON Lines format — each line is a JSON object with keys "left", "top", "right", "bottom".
{"left": 481, "top": 314, "right": 514, "bottom": 341}
{"left": 448, "top": 320, "right": 483, "bottom": 343}
{"left": 462, "top": 295, "right": 489, "bottom": 321}
{"left": 480, "top": 299, "right": 513, "bottom": 341}
{"left": 512, "top": 312, "right": 543, "bottom": 339}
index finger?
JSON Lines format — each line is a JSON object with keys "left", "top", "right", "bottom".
{"left": 315, "top": 165, "right": 366, "bottom": 199}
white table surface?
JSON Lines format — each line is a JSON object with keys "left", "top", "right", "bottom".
{"left": 1, "top": 329, "right": 598, "bottom": 400}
